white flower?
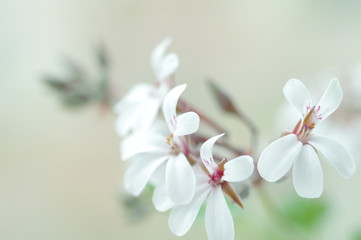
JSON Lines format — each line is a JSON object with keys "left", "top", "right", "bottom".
{"left": 168, "top": 134, "right": 254, "bottom": 240}
{"left": 151, "top": 37, "right": 179, "bottom": 81}
{"left": 123, "top": 84, "right": 200, "bottom": 206}
{"left": 114, "top": 37, "right": 179, "bottom": 136}
{"left": 258, "top": 78, "right": 356, "bottom": 198}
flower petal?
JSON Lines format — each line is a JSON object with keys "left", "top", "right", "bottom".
{"left": 115, "top": 103, "right": 142, "bottom": 136}
{"left": 292, "top": 144, "right": 323, "bottom": 198}
{"left": 200, "top": 133, "right": 225, "bottom": 174}
{"left": 121, "top": 130, "right": 169, "bottom": 160}
{"left": 163, "top": 84, "right": 187, "bottom": 133}
{"left": 124, "top": 153, "right": 168, "bottom": 196}
{"left": 168, "top": 181, "right": 210, "bottom": 236}
{"left": 315, "top": 78, "right": 343, "bottom": 121}
{"left": 152, "top": 182, "right": 174, "bottom": 212}
{"left": 115, "top": 96, "right": 161, "bottom": 136}
{"left": 134, "top": 97, "right": 161, "bottom": 130}
{"left": 283, "top": 78, "right": 312, "bottom": 116}
{"left": 173, "top": 112, "right": 200, "bottom": 136}
{"left": 166, "top": 153, "right": 196, "bottom": 204}
{"left": 151, "top": 37, "right": 172, "bottom": 77}
{"left": 308, "top": 134, "right": 355, "bottom": 178}
{"left": 205, "top": 187, "right": 234, "bottom": 240}
{"left": 222, "top": 155, "right": 254, "bottom": 182}
{"left": 258, "top": 134, "right": 302, "bottom": 182}
{"left": 114, "top": 83, "right": 155, "bottom": 115}
{"left": 158, "top": 53, "right": 179, "bottom": 80}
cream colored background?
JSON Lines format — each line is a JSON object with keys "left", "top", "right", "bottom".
{"left": 1, "top": 1, "right": 361, "bottom": 239}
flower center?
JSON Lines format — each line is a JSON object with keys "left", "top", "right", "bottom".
{"left": 208, "top": 169, "right": 224, "bottom": 187}
{"left": 166, "top": 133, "right": 181, "bottom": 155}
{"left": 293, "top": 106, "right": 323, "bottom": 143}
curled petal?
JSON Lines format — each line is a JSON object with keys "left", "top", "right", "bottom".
{"left": 258, "top": 134, "right": 302, "bottom": 182}
{"left": 292, "top": 144, "right": 323, "bottom": 198}
{"left": 166, "top": 153, "right": 196, "bottom": 204}
{"left": 316, "top": 78, "right": 343, "bottom": 121}
{"left": 168, "top": 182, "right": 210, "bottom": 236}
{"left": 174, "top": 112, "right": 200, "bottom": 136}
{"left": 151, "top": 37, "right": 172, "bottom": 76}
{"left": 163, "top": 84, "right": 187, "bottom": 133}
{"left": 283, "top": 78, "right": 312, "bottom": 116}
{"left": 124, "top": 154, "right": 168, "bottom": 196}
{"left": 308, "top": 134, "right": 355, "bottom": 178}
{"left": 200, "top": 133, "right": 225, "bottom": 174}
{"left": 158, "top": 53, "right": 179, "bottom": 80}
{"left": 205, "top": 187, "right": 234, "bottom": 240}
{"left": 222, "top": 155, "right": 254, "bottom": 182}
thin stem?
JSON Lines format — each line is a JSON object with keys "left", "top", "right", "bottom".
{"left": 234, "top": 108, "right": 258, "bottom": 154}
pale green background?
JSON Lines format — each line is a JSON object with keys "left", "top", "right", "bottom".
{"left": 1, "top": 1, "right": 361, "bottom": 239}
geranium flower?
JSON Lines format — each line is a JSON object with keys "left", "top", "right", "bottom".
{"left": 168, "top": 134, "right": 254, "bottom": 240}
{"left": 114, "top": 37, "right": 179, "bottom": 136}
{"left": 258, "top": 78, "right": 356, "bottom": 198}
{"left": 123, "top": 84, "right": 199, "bottom": 206}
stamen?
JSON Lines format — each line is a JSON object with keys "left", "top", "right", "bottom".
{"left": 166, "top": 133, "right": 174, "bottom": 145}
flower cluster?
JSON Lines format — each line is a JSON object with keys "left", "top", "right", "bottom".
{"left": 115, "top": 38, "right": 356, "bottom": 240}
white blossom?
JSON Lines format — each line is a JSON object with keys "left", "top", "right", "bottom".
{"left": 114, "top": 37, "right": 179, "bottom": 136}
{"left": 258, "top": 78, "right": 356, "bottom": 198}
{"left": 123, "top": 84, "right": 199, "bottom": 206}
{"left": 168, "top": 134, "right": 254, "bottom": 240}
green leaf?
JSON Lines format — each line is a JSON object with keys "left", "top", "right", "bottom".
{"left": 352, "top": 231, "right": 361, "bottom": 240}
{"left": 281, "top": 197, "right": 328, "bottom": 230}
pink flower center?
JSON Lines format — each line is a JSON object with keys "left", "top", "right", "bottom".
{"left": 293, "top": 105, "right": 323, "bottom": 143}
{"left": 208, "top": 169, "right": 224, "bottom": 187}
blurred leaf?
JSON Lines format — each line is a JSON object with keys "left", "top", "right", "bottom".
{"left": 352, "top": 231, "right": 361, "bottom": 240}
{"left": 207, "top": 80, "right": 238, "bottom": 114}
{"left": 281, "top": 197, "right": 328, "bottom": 230}
{"left": 120, "top": 185, "right": 154, "bottom": 222}
{"left": 43, "top": 46, "right": 111, "bottom": 109}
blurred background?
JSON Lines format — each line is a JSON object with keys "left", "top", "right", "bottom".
{"left": 1, "top": 0, "right": 361, "bottom": 239}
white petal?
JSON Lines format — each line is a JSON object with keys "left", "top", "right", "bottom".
{"left": 151, "top": 37, "right": 172, "bottom": 76}
{"left": 168, "top": 181, "right": 211, "bottom": 236}
{"left": 258, "top": 134, "right": 302, "bottom": 182}
{"left": 283, "top": 78, "right": 312, "bottom": 116}
{"left": 124, "top": 153, "right": 168, "bottom": 196}
{"left": 120, "top": 131, "right": 169, "bottom": 160}
{"left": 133, "top": 98, "right": 161, "bottom": 130}
{"left": 151, "top": 163, "right": 174, "bottom": 212}
{"left": 222, "top": 155, "right": 254, "bottom": 182}
{"left": 158, "top": 53, "right": 179, "bottom": 80}
{"left": 114, "top": 83, "right": 155, "bottom": 113}
{"left": 115, "top": 95, "right": 161, "bottom": 136}
{"left": 292, "top": 144, "right": 323, "bottom": 198}
{"left": 200, "top": 133, "right": 225, "bottom": 174}
{"left": 205, "top": 187, "right": 234, "bottom": 240}
{"left": 152, "top": 180, "right": 174, "bottom": 212}
{"left": 115, "top": 103, "right": 143, "bottom": 136}
{"left": 173, "top": 112, "right": 200, "bottom": 136}
{"left": 315, "top": 78, "right": 343, "bottom": 121}
{"left": 308, "top": 134, "right": 355, "bottom": 178}
{"left": 149, "top": 160, "right": 167, "bottom": 186}
{"left": 166, "top": 153, "right": 196, "bottom": 204}
{"left": 163, "top": 84, "right": 187, "bottom": 133}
